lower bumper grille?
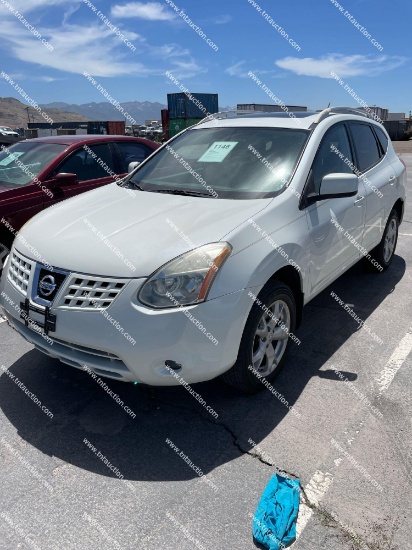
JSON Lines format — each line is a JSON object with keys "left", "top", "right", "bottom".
{"left": 6, "top": 313, "right": 132, "bottom": 380}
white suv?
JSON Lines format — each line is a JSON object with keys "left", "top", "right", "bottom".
{"left": 0, "top": 108, "right": 406, "bottom": 392}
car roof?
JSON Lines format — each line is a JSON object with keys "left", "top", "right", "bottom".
{"left": 194, "top": 107, "right": 382, "bottom": 131}
{"left": 23, "top": 135, "right": 158, "bottom": 146}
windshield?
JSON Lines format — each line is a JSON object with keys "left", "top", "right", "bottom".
{"left": 0, "top": 127, "right": 13, "bottom": 132}
{"left": 0, "top": 142, "right": 66, "bottom": 188}
{"left": 129, "top": 127, "right": 309, "bottom": 199}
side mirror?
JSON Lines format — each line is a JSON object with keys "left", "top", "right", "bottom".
{"left": 319, "top": 173, "right": 358, "bottom": 199}
{"left": 50, "top": 173, "right": 79, "bottom": 186}
{"left": 128, "top": 161, "right": 140, "bottom": 174}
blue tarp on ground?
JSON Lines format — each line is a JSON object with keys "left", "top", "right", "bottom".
{"left": 252, "top": 473, "right": 300, "bottom": 550}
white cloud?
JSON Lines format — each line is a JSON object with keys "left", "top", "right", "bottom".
{"left": 212, "top": 15, "right": 232, "bottom": 24}
{"left": 149, "top": 44, "right": 190, "bottom": 59}
{"left": 0, "top": 19, "right": 152, "bottom": 77}
{"left": 166, "top": 59, "right": 207, "bottom": 80}
{"left": 225, "top": 61, "right": 247, "bottom": 77}
{"left": 275, "top": 54, "right": 406, "bottom": 78}
{"left": 0, "top": 0, "right": 72, "bottom": 14}
{"left": 111, "top": 2, "right": 175, "bottom": 21}
{"left": 225, "top": 61, "right": 285, "bottom": 79}
{"left": 63, "top": 4, "right": 80, "bottom": 25}
{"left": 0, "top": 6, "right": 204, "bottom": 79}
{"left": 35, "top": 76, "right": 60, "bottom": 82}
{"left": 6, "top": 73, "right": 62, "bottom": 82}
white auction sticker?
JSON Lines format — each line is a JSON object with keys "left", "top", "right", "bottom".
{"left": 198, "top": 142, "right": 238, "bottom": 163}
{"left": 0, "top": 152, "right": 24, "bottom": 166}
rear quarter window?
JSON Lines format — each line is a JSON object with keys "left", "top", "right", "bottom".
{"left": 374, "top": 126, "right": 389, "bottom": 154}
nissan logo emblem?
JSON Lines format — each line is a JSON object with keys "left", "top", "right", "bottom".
{"left": 39, "top": 275, "right": 56, "bottom": 297}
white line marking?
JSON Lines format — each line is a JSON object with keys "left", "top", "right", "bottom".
{"left": 399, "top": 233, "right": 412, "bottom": 236}
{"left": 376, "top": 327, "right": 412, "bottom": 394}
{"left": 0, "top": 316, "right": 6, "bottom": 324}
{"left": 294, "top": 329, "right": 412, "bottom": 544}
{"left": 294, "top": 471, "right": 333, "bottom": 542}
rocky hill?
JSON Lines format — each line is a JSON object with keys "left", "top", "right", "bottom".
{"left": 0, "top": 97, "right": 90, "bottom": 128}
{"left": 40, "top": 100, "right": 167, "bottom": 124}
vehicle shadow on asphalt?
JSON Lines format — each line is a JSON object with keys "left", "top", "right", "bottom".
{"left": 0, "top": 256, "right": 406, "bottom": 483}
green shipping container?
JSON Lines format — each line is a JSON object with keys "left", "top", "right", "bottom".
{"left": 169, "top": 118, "right": 203, "bottom": 137}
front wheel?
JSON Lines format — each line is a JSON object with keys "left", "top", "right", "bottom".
{"left": 222, "top": 281, "right": 296, "bottom": 393}
{"left": 0, "top": 242, "right": 10, "bottom": 273}
{"left": 368, "top": 209, "right": 399, "bottom": 272}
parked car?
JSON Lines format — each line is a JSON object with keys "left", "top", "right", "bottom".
{"left": 0, "top": 135, "right": 159, "bottom": 269}
{"left": 0, "top": 108, "right": 406, "bottom": 392}
{"left": 0, "top": 126, "right": 19, "bottom": 138}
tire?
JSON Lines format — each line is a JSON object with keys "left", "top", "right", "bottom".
{"left": 222, "top": 281, "right": 297, "bottom": 393}
{"left": 368, "top": 209, "right": 399, "bottom": 272}
{"left": 0, "top": 242, "right": 10, "bottom": 273}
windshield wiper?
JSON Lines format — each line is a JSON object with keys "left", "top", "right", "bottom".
{"left": 129, "top": 181, "right": 145, "bottom": 191}
{"left": 149, "top": 188, "right": 215, "bottom": 198}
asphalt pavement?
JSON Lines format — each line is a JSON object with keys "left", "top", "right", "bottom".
{"left": 0, "top": 155, "right": 411, "bottom": 550}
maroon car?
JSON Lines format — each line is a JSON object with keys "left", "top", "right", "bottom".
{"left": 0, "top": 135, "right": 159, "bottom": 268}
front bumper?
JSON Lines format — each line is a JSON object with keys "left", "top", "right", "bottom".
{"left": 0, "top": 253, "right": 253, "bottom": 385}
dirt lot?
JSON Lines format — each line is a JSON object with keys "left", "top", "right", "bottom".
{"left": 392, "top": 139, "right": 412, "bottom": 154}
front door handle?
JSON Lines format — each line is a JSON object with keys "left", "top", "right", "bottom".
{"left": 389, "top": 175, "right": 396, "bottom": 185}
{"left": 354, "top": 195, "right": 364, "bottom": 206}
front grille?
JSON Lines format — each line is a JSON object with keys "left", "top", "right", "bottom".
{"left": 60, "top": 276, "right": 126, "bottom": 309}
{"left": 36, "top": 268, "right": 67, "bottom": 302}
{"left": 8, "top": 251, "right": 32, "bottom": 296}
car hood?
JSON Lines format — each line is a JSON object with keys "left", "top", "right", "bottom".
{"left": 17, "top": 183, "right": 270, "bottom": 277}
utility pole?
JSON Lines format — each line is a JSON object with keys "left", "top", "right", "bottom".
{"left": 24, "top": 107, "right": 31, "bottom": 125}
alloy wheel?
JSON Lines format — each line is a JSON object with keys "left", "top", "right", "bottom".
{"left": 252, "top": 299, "right": 291, "bottom": 377}
{"left": 383, "top": 218, "right": 397, "bottom": 263}
{"left": 0, "top": 244, "right": 9, "bottom": 271}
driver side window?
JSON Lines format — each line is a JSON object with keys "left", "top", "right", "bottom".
{"left": 56, "top": 144, "right": 115, "bottom": 182}
{"left": 311, "top": 124, "right": 354, "bottom": 194}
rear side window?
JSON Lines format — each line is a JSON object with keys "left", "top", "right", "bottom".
{"left": 349, "top": 123, "right": 381, "bottom": 172}
{"left": 311, "top": 124, "right": 353, "bottom": 193}
{"left": 374, "top": 126, "right": 389, "bottom": 154}
{"left": 115, "top": 142, "right": 152, "bottom": 172}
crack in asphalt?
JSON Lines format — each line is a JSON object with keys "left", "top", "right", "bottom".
{"left": 143, "top": 386, "right": 301, "bottom": 478}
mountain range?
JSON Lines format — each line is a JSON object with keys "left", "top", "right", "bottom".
{"left": 40, "top": 101, "right": 233, "bottom": 124}
{"left": 0, "top": 97, "right": 90, "bottom": 127}
{"left": 1, "top": 97, "right": 234, "bottom": 128}
{"left": 40, "top": 101, "right": 167, "bottom": 124}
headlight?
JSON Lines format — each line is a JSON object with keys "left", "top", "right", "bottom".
{"left": 138, "top": 242, "right": 232, "bottom": 308}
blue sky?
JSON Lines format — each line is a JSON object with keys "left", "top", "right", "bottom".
{"left": 0, "top": 0, "right": 410, "bottom": 114}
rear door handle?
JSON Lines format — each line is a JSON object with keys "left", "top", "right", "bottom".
{"left": 389, "top": 175, "right": 396, "bottom": 185}
{"left": 354, "top": 195, "right": 364, "bottom": 206}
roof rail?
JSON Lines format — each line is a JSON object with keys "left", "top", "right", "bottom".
{"left": 195, "top": 110, "right": 261, "bottom": 125}
{"left": 314, "top": 107, "right": 370, "bottom": 124}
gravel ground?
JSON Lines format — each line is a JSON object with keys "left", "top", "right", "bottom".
{"left": 392, "top": 139, "right": 412, "bottom": 154}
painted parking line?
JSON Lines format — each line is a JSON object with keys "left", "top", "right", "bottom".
{"left": 293, "top": 327, "right": 412, "bottom": 545}
{"left": 0, "top": 316, "right": 6, "bottom": 324}
{"left": 376, "top": 328, "right": 412, "bottom": 394}
{"left": 295, "top": 471, "right": 333, "bottom": 540}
